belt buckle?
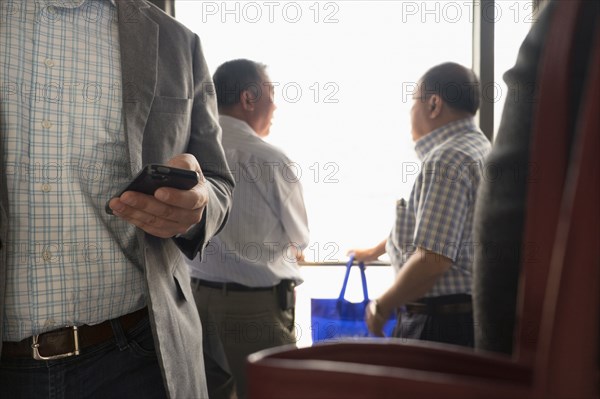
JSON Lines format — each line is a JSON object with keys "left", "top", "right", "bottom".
{"left": 31, "top": 326, "right": 80, "bottom": 360}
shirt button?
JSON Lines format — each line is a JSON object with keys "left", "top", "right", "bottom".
{"left": 41, "top": 120, "right": 52, "bottom": 129}
{"left": 42, "top": 250, "right": 52, "bottom": 262}
{"left": 44, "top": 58, "right": 55, "bottom": 68}
{"left": 41, "top": 183, "right": 52, "bottom": 192}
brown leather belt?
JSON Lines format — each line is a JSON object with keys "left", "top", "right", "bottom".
{"left": 1, "top": 307, "right": 148, "bottom": 360}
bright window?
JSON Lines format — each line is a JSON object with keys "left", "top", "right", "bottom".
{"left": 176, "top": 1, "right": 473, "bottom": 263}
{"left": 494, "top": 1, "right": 536, "bottom": 135}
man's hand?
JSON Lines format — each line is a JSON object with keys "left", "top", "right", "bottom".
{"left": 347, "top": 239, "right": 387, "bottom": 263}
{"left": 108, "top": 154, "right": 208, "bottom": 238}
{"left": 366, "top": 247, "right": 452, "bottom": 336}
{"left": 365, "top": 299, "right": 392, "bottom": 337}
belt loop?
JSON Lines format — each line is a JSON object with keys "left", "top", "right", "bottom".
{"left": 110, "top": 318, "right": 129, "bottom": 351}
{"left": 222, "top": 283, "right": 227, "bottom": 296}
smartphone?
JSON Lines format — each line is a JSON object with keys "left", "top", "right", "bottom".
{"left": 105, "top": 164, "right": 200, "bottom": 215}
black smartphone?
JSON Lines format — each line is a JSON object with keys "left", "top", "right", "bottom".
{"left": 105, "top": 164, "right": 200, "bottom": 215}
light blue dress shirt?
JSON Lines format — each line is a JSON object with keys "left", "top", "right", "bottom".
{"left": 187, "top": 115, "right": 309, "bottom": 287}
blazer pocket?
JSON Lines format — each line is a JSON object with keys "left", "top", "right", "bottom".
{"left": 144, "top": 96, "right": 193, "bottom": 162}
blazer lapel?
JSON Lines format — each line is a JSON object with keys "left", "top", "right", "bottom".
{"left": 117, "top": 0, "right": 158, "bottom": 174}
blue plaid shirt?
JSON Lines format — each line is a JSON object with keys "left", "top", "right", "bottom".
{"left": 386, "top": 118, "right": 491, "bottom": 297}
{"left": 0, "top": 0, "right": 145, "bottom": 341}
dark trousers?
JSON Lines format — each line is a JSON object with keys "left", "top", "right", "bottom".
{"left": 0, "top": 316, "right": 167, "bottom": 399}
{"left": 394, "top": 294, "right": 474, "bottom": 348}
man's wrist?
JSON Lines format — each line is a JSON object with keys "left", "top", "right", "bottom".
{"left": 371, "top": 299, "right": 390, "bottom": 320}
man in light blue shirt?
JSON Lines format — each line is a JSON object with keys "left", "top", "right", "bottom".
{"left": 187, "top": 59, "right": 309, "bottom": 399}
{"left": 350, "top": 62, "right": 491, "bottom": 347}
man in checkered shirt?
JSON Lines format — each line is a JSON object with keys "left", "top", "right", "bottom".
{"left": 350, "top": 62, "right": 491, "bottom": 347}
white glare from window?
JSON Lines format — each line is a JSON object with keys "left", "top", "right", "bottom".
{"left": 176, "top": 1, "right": 472, "bottom": 264}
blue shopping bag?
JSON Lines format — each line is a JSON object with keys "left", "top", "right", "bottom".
{"left": 311, "top": 256, "right": 396, "bottom": 343}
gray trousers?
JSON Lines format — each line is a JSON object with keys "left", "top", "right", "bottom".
{"left": 191, "top": 281, "right": 296, "bottom": 399}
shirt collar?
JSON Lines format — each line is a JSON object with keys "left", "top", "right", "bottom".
{"left": 414, "top": 117, "right": 478, "bottom": 161}
{"left": 219, "top": 115, "right": 260, "bottom": 138}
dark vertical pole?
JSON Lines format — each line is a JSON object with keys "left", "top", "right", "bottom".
{"left": 473, "top": 0, "right": 495, "bottom": 141}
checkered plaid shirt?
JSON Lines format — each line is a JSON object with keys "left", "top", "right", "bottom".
{"left": 386, "top": 118, "right": 491, "bottom": 297}
{"left": 0, "top": 0, "right": 145, "bottom": 341}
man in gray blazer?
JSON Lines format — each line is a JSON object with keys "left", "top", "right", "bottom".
{"left": 0, "top": 1, "right": 234, "bottom": 398}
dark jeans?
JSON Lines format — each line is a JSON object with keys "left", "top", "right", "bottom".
{"left": 0, "top": 316, "right": 167, "bottom": 399}
{"left": 394, "top": 295, "right": 475, "bottom": 348}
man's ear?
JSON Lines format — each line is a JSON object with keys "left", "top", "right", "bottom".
{"left": 240, "top": 90, "right": 255, "bottom": 111}
{"left": 428, "top": 94, "right": 442, "bottom": 118}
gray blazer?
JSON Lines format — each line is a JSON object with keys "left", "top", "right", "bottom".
{"left": 0, "top": 1, "right": 235, "bottom": 398}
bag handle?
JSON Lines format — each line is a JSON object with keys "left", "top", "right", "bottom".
{"left": 338, "top": 255, "right": 370, "bottom": 303}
